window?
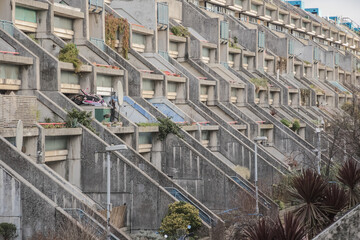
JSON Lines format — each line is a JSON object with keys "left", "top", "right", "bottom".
{"left": 266, "top": 9, "right": 271, "bottom": 16}
{"left": 235, "top": 0, "right": 242, "bottom": 6}
{"left": 61, "top": 71, "right": 79, "bottom": 84}
{"left": 54, "top": 16, "right": 73, "bottom": 30}
{"left": 202, "top": 47, "right": 210, "bottom": 58}
{"left": 167, "top": 82, "right": 177, "bottom": 92}
{"left": 200, "top": 86, "right": 208, "bottom": 95}
{"left": 15, "top": 6, "right": 36, "bottom": 23}
{"left": 0, "top": 64, "right": 19, "bottom": 79}
{"left": 132, "top": 33, "right": 145, "bottom": 45}
{"left": 251, "top": 4, "right": 258, "bottom": 12}
{"left": 97, "top": 75, "right": 112, "bottom": 88}
{"left": 229, "top": 54, "right": 234, "bottom": 62}
{"left": 45, "top": 136, "right": 67, "bottom": 151}
{"left": 143, "top": 79, "right": 155, "bottom": 91}
{"left": 139, "top": 132, "right": 152, "bottom": 145}
{"left": 169, "top": 42, "right": 178, "bottom": 51}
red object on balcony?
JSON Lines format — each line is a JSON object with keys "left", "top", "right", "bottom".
{"left": 0, "top": 51, "right": 19, "bottom": 55}
{"left": 163, "top": 71, "right": 180, "bottom": 77}
{"left": 192, "top": 121, "right": 210, "bottom": 125}
{"left": 93, "top": 62, "right": 120, "bottom": 70}
{"left": 132, "top": 24, "right": 145, "bottom": 28}
{"left": 139, "top": 69, "right": 154, "bottom": 73}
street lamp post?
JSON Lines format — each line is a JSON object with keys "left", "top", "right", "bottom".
{"left": 105, "top": 144, "right": 128, "bottom": 240}
{"left": 253, "top": 136, "right": 267, "bottom": 216}
{"left": 315, "top": 119, "right": 325, "bottom": 174}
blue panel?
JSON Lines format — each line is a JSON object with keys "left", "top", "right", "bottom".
{"left": 152, "top": 103, "right": 185, "bottom": 123}
{"left": 328, "top": 81, "right": 350, "bottom": 93}
{"left": 286, "top": 1, "right": 304, "bottom": 9}
{"left": 305, "top": 8, "right": 320, "bottom": 16}
{"left": 0, "top": 20, "right": 14, "bottom": 37}
{"left": 157, "top": 2, "right": 169, "bottom": 25}
{"left": 90, "top": 37, "right": 105, "bottom": 51}
{"left": 123, "top": 96, "right": 157, "bottom": 122}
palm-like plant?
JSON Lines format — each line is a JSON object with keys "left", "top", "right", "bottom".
{"left": 289, "top": 169, "right": 328, "bottom": 237}
{"left": 321, "top": 184, "right": 348, "bottom": 221}
{"left": 243, "top": 218, "right": 275, "bottom": 240}
{"left": 273, "top": 212, "right": 307, "bottom": 240}
{"left": 337, "top": 159, "right": 360, "bottom": 207}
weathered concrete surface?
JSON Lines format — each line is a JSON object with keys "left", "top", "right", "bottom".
{"left": 314, "top": 205, "right": 360, "bottom": 240}
{"left": 0, "top": 136, "right": 129, "bottom": 240}
{"left": 0, "top": 160, "right": 98, "bottom": 240}
{"left": 0, "top": 164, "right": 21, "bottom": 240}
{"left": 37, "top": 90, "right": 220, "bottom": 231}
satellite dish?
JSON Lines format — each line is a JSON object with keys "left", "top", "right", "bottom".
{"left": 16, "top": 120, "right": 23, "bottom": 151}
{"left": 116, "top": 80, "right": 124, "bottom": 106}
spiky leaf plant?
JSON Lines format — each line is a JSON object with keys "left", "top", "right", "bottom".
{"left": 321, "top": 184, "right": 348, "bottom": 221}
{"left": 273, "top": 212, "right": 307, "bottom": 240}
{"left": 244, "top": 218, "right": 275, "bottom": 240}
{"left": 289, "top": 169, "right": 328, "bottom": 237}
{"left": 337, "top": 159, "right": 360, "bottom": 207}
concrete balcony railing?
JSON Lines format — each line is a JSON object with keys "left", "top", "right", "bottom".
{"left": 0, "top": 95, "right": 37, "bottom": 128}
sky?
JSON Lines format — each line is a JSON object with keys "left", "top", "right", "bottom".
{"left": 302, "top": 0, "right": 360, "bottom": 25}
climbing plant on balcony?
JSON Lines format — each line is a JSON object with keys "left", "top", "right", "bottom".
{"left": 170, "top": 25, "right": 190, "bottom": 37}
{"left": 65, "top": 108, "right": 96, "bottom": 133}
{"left": 58, "top": 43, "right": 82, "bottom": 73}
{"left": 105, "top": 14, "right": 130, "bottom": 59}
{"left": 250, "top": 78, "right": 268, "bottom": 93}
{"left": 157, "top": 117, "right": 183, "bottom": 141}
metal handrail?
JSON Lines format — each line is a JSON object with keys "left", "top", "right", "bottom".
{"left": 63, "top": 208, "right": 119, "bottom": 240}
{"left": 230, "top": 176, "right": 271, "bottom": 208}
{"left": 164, "top": 187, "right": 213, "bottom": 225}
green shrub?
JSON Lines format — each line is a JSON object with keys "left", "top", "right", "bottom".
{"left": 0, "top": 223, "right": 17, "bottom": 240}
{"left": 281, "top": 119, "right": 292, "bottom": 127}
{"left": 58, "top": 43, "right": 82, "bottom": 73}
{"left": 291, "top": 119, "right": 301, "bottom": 132}
{"left": 157, "top": 117, "right": 183, "bottom": 141}
{"left": 170, "top": 26, "right": 190, "bottom": 37}
{"left": 65, "top": 108, "right": 96, "bottom": 133}
{"left": 159, "top": 201, "right": 202, "bottom": 238}
{"left": 137, "top": 122, "right": 160, "bottom": 127}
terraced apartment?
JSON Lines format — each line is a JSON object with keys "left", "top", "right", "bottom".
{"left": 0, "top": 0, "right": 359, "bottom": 239}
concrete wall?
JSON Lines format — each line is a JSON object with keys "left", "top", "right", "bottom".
{"left": 182, "top": 1, "right": 219, "bottom": 45}
{"left": 0, "top": 135, "right": 129, "bottom": 240}
{"left": 13, "top": 28, "right": 60, "bottom": 91}
{"left": 0, "top": 160, "right": 96, "bottom": 240}
{"left": 0, "top": 165, "right": 21, "bottom": 240}
{"left": 0, "top": 29, "right": 40, "bottom": 92}
{"left": 110, "top": 0, "right": 156, "bottom": 30}
{"left": 37, "top": 90, "right": 220, "bottom": 230}
{"left": 314, "top": 205, "right": 360, "bottom": 240}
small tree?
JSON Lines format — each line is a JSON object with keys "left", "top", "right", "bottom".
{"left": 159, "top": 201, "right": 202, "bottom": 238}
{"left": 0, "top": 223, "right": 17, "bottom": 240}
